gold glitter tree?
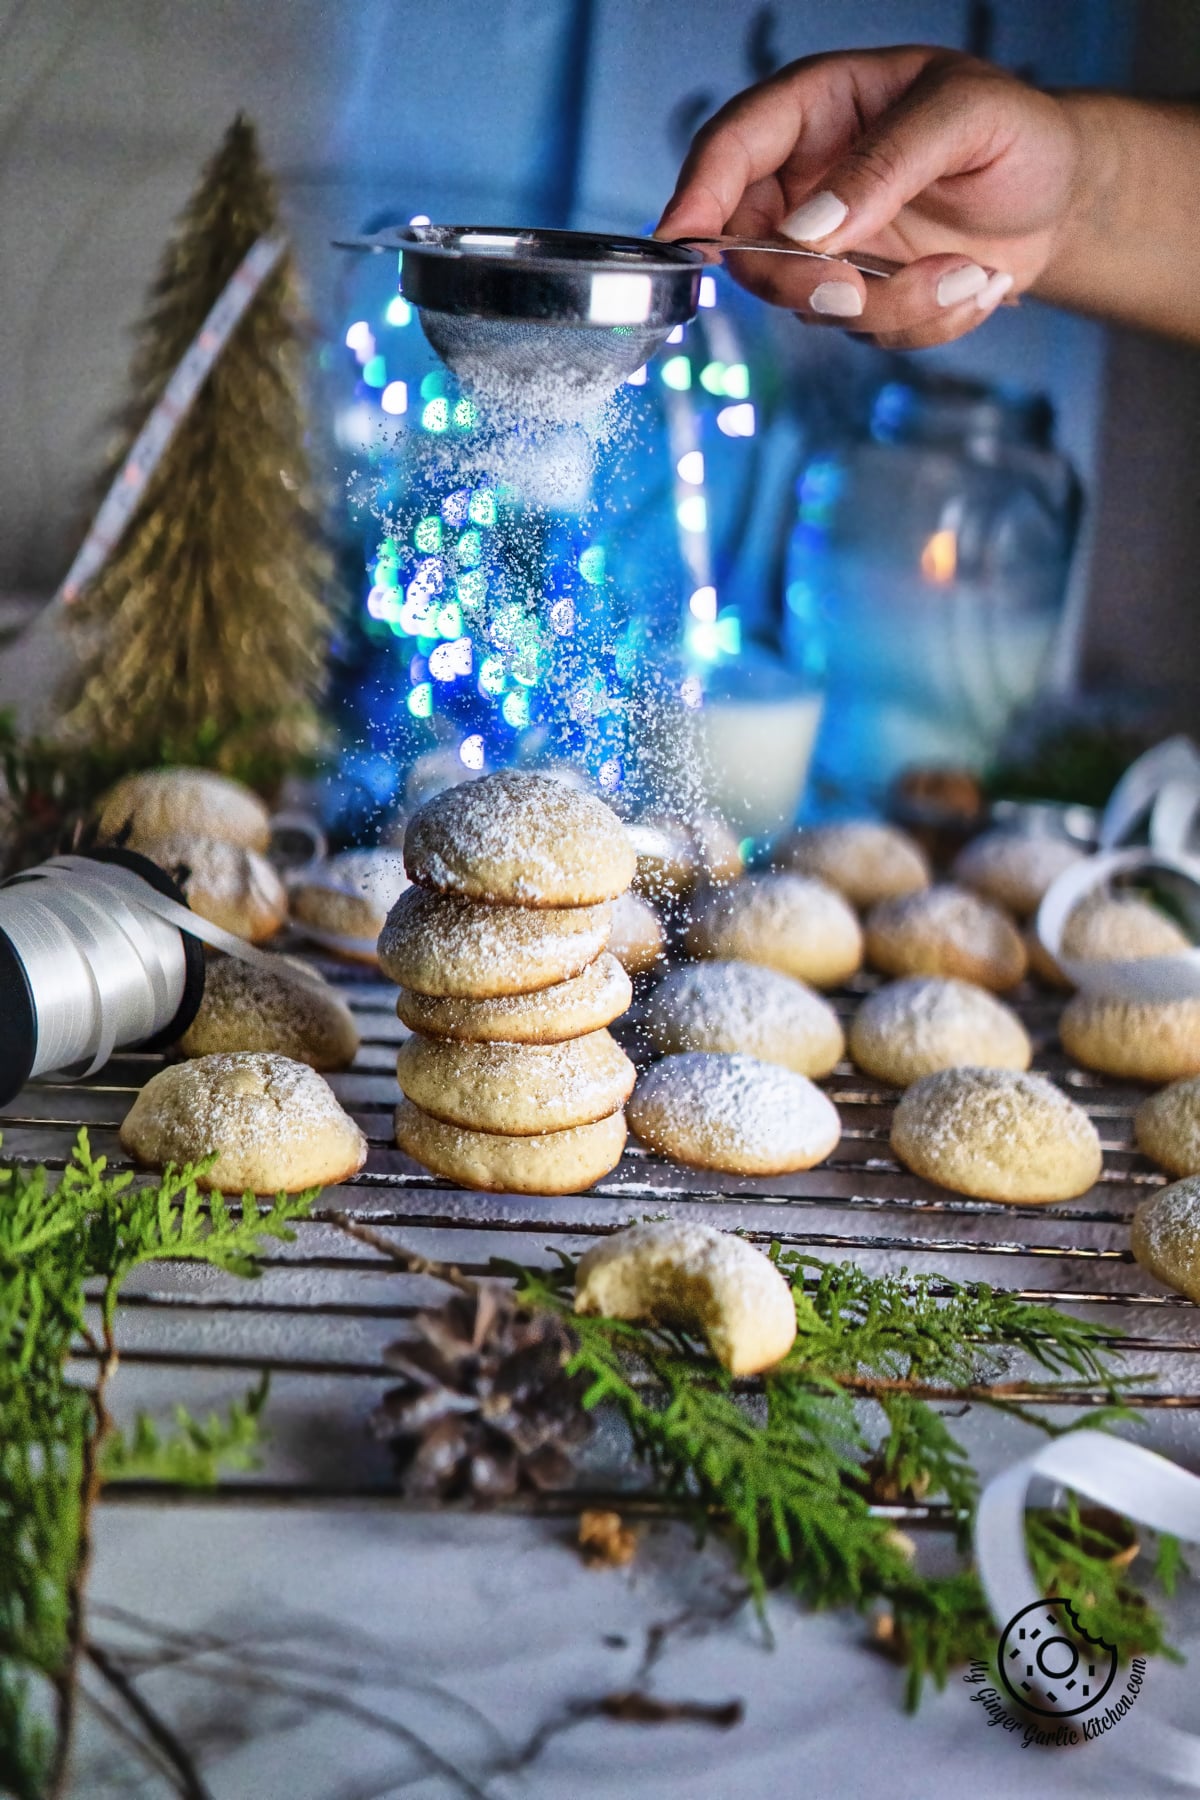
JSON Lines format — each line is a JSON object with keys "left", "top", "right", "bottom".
{"left": 58, "top": 114, "right": 333, "bottom": 790}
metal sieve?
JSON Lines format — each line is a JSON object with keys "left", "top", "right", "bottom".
{"left": 337, "top": 222, "right": 902, "bottom": 410}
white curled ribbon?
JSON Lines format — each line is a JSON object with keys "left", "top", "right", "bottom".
{"left": 976, "top": 1432, "right": 1200, "bottom": 1785}
{"left": 54, "top": 235, "right": 287, "bottom": 608}
{"left": 1100, "top": 735, "right": 1200, "bottom": 853}
{"left": 1035, "top": 846, "right": 1200, "bottom": 1000}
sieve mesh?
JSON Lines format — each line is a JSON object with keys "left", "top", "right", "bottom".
{"left": 419, "top": 311, "right": 672, "bottom": 420}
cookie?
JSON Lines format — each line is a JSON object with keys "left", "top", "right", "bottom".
{"left": 395, "top": 1097, "right": 626, "bottom": 1194}
{"left": 575, "top": 1221, "right": 796, "bottom": 1376}
{"left": 395, "top": 952, "right": 630, "bottom": 1044}
{"left": 138, "top": 833, "right": 287, "bottom": 943}
{"left": 952, "top": 830, "right": 1086, "bottom": 919}
{"left": 291, "top": 848, "right": 410, "bottom": 959}
{"left": 628, "top": 817, "right": 700, "bottom": 900}
{"left": 378, "top": 886, "right": 613, "bottom": 998}
{"left": 403, "top": 769, "right": 635, "bottom": 906}
{"left": 626, "top": 1051, "right": 841, "bottom": 1176}
{"left": 864, "top": 885, "right": 1026, "bottom": 991}
{"left": 608, "top": 891, "right": 666, "bottom": 977}
{"left": 777, "top": 821, "right": 930, "bottom": 910}
{"left": 891, "top": 1067, "right": 1101, "bottom": 1203}
{"left": 395, "top": 1029, "right": 634, "bottom": 1135}
{"left": 691, "top": 814, "right": 744, "bottom": 885}
{"left": 1136, "top": 1078, "right": 1200, "bottom": 1177}
{"left": 120, "top": 1051, "right": 367, "bottom": 1194}
{"left": 645, "top": 960, "right": 844, "bottom": 1078}
{"left": 178, "top": 954, "right": 359, "bottom": 1071}
{"left": 1030, "top": 892, "right": 1191, "bottom": 989}
{"left": 686, "top": 874, "right": 863, "bottom": 989}
{"left": 848, "top": 977, "right": 1031, "bottom": 1087}
{"left": 1131, "top": 1178, "right": 1200, "bottom": 1302}
{"left": 1060, "top": 994, "right": 1200, "bottom": 1083}
{"left": 96, "top": 767, "right": 270, "bottom": 852}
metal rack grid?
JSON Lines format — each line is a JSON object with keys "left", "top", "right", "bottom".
{"left": 4, "top": 954, "right": 1198, "bottom": 1522}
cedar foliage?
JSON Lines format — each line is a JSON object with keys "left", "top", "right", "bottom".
{"left": 0, "top": 1131, "right": 314, "bottom": 1798}
{"left": 506, "top": 1250, "right": 1182, "bottom": 1709}
{"left": 58, "top": 114, "right": 333, "bottom": 790}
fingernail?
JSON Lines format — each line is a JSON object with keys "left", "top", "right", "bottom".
{"left": 780, "top": 190, "right": 848, "bottom": 243}
{"left": 809, "top": 281, "right": 863, "bottom": 318}
{"left": 976, "top": 270, "right": 1015, "bottom": 309}
{"left": 936, "top": 264, "right": 989, "bottom": 307}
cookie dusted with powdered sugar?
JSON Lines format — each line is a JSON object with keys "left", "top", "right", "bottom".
{"left": 1060, "top": 994, "right": 1200, "bottom": 1083}
{"left": 404, "top": 769, "right": 635, "bottom": 907}
{"left": 777, "top": 821, "right": 930, "bottom": 910}
{"left": 607, "top": 891, "right": 665, "bottom": 977}
{"left": 138, "top": 833, "right": 287, "bottom": 943}
{"left": 1028, "top": 891, "right": 1191, "bottom": 989}
{"left": 891, "top": 1067, "right": 1101, "bottom": 1203}
{"left": 395, "top": 1029, "right": 635, "bottom": 1135}
{"left": 645, "top": 960, "right": 844, "bottom": 1078}
{"left": 121, "top": 1052, "right": 367, "bottom": 1194}
{"left": 687, "top": 874, "right": 863, "bottom": 989}
{"left": 575, "top": 1221, "right": 797, "bottom": 1376}
{"left": 95, "top": 767, "right": 271, "bottom": 853}
{"left": 848, "top": 977, "right": 1031, "bottom": 1087}
{"left": 291, "top": 848, "right": 409, "bottom": 960}
{"left": 395, "top": 952, "right": 630, "bottom": 1044}
{"left": 865, "top": 885, "right": 1026, "bottom": 991}
{"left": 378, "top": 887, "right": 613, "bottom": 998}
{"left": 395, "top": 1099, "right": 626, "bottom": 1195}
{"left": 1136, "top": 1077, "right": 1200, "bottom": 1177}
{"left": 952, "top": 829, "right": 1086, "bottom": 920}
{"left": 179, "top": 955, "right": 359, "bottom": 1071}
{"left": 627, "top": 1051, "right": 841, "bottom": 1176}
{"left": 1132, "top": 1178, "right": 1200, "bottom": 1302}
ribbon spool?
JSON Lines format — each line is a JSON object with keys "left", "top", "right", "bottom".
{"left": 0, "top": 850, "right": 206, "bottom": 1103}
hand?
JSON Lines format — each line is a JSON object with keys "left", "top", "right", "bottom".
{"left": 657, "top": 47, "right": 1085, "bottom": 349}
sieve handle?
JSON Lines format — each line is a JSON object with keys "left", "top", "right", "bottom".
{"left": 677, "top": 233, "right": 903, "bottom": 279}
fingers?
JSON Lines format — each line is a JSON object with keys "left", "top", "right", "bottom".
{"left": 778, "top": 62, "right": 1018, "bottom": 254}
{"left": 656, "top": 47, "right": 936, "bottom": 240}
{"left": 800, "top": 253, "right": 1015, "bottom": 348}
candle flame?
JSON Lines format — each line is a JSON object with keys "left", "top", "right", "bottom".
{"left": 921, "top": 528, "right": 958, "bottom": 584}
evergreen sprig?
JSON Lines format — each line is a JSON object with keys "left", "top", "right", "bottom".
{"left": 504, "top": 1250, "right": 1181, "bottom": 1710}
{"left": 0, "top": 1130, "right": 315, "bottom": 1799}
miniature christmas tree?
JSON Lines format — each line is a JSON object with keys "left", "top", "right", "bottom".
{"left": 58, "top": 114, "right": 334, "bottom": 791}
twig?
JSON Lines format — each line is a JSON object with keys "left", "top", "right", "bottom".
{"left": 329, "top": 1213, "right": 481, "bottom": 1298}
{"left": 48, "top": 1281, "right": 121, "bottom": 1798}
{"left": 86, "top": 1641, "right": 214, "bottom": 1800}
{"left": 78, "top": 1679, "right": 187, "bottom": 1793}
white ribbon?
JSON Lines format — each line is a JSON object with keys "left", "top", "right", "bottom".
{"left": 1099, "top": 736, "right": 1200, "bottom": 852}
{"left": 54, "top": 234, "right": 287, "bottom": 608}
{"left": 1035, "top": 846, "right": 1200, "bottom": 1000}
{"left": 976, "top": 1432, "right": 1200, "bottom": 1784}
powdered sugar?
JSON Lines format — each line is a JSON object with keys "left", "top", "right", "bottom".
{"left": 378, "top": 885, "right": 613, "bottom": 997}
{"left": 628, "top": 1050, "right": 842, "bottom": 1174}
{"left": 646, "top": 960, "right": 844, "bottom": 1076}
{"left": 404, "top": 769, "right": 634, "bottom": 906}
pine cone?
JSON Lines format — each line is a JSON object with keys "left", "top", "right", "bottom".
{"left": 372, "top": 1286, "right": 591, "bottom": 1500}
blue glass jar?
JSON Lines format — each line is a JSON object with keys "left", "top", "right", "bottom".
{"left": 785, "top": 376, "right": 1082, "bottom": 816}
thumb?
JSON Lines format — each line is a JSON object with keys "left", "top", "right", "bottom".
{"left": 779, "top": 68, "right": 1000, "bottom": 251}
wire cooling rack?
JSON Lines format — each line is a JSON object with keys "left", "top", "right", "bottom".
{"left": 3, "top": 954, "right": 1198, "bottom": 1523}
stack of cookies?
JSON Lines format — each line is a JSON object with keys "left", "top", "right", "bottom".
{"left": 378, "top": 771, "right": 638, "bottom": 1195}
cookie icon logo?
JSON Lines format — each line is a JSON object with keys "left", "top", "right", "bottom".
{"left": 997, "top": 1598, "right": 1119, "bottom": 1718}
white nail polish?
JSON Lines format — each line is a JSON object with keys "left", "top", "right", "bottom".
{"left": 780, "top": 190, "right": 848, "bottom": 243}
{"left": 976, "top": 271, "right": 1015, "bottom": 309}
{"left": 809, "top": 281, "right": 863, "bottom": 318}
{"left": 936, "top": 264, "right": 989, "bottom": 307}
